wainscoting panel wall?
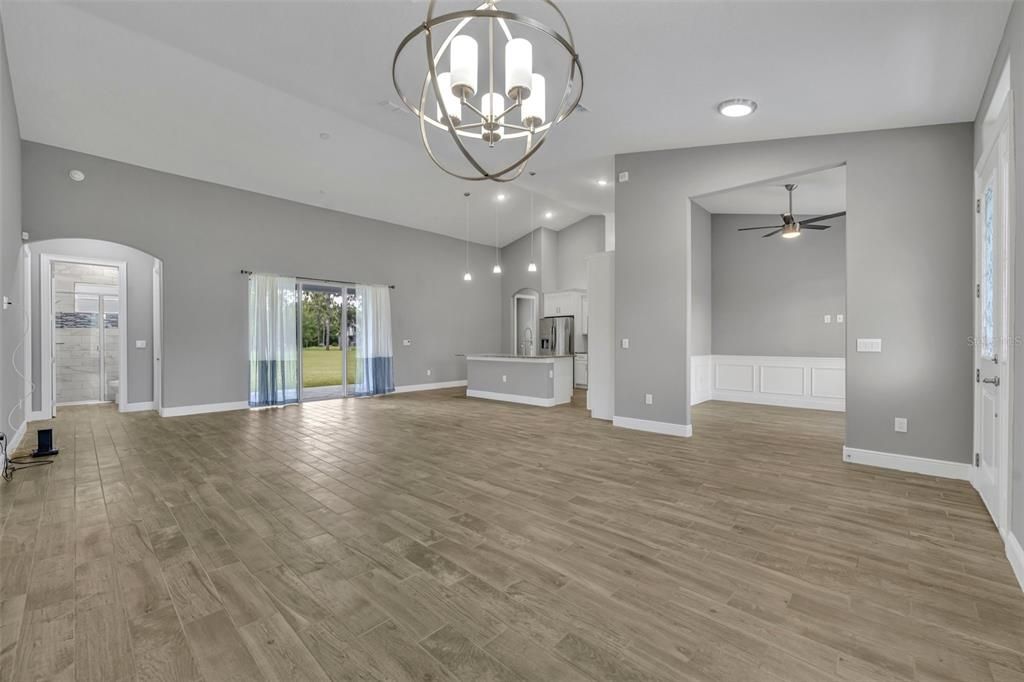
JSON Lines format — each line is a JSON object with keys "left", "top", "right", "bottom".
{"left": 691, "top": 355, "right": 845, "bottom": 411}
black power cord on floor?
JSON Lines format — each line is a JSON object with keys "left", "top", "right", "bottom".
{"left": 0, "top": 432, "right": 53, "bottom": 482}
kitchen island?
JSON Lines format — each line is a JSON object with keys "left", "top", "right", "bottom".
{"left": 465, "top": 354, "right": 573, "bottom": 407}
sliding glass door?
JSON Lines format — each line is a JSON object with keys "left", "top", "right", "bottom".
{"left": 298, "top": 283, "right": 361, "bottom": 401}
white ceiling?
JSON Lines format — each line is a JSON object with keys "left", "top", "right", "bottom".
{"left": 0, "top": 0, "right": 1010, "bottom": 246}
{"left": 697, "top": 166, "right": 846, "bottom": 215}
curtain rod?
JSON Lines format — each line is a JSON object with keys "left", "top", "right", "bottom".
{"left": 240, "top": 270, "right": 395, "bottom": 289}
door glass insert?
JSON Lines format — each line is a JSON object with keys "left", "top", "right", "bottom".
{"left": 981, "top": 185, "right": 995, "bottom": 359}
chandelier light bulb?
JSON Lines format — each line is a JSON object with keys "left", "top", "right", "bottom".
{"left": 450, "top": 35, "right": 478, "bottom": 98}
{"left": 435, "top": 72, "right": 462, "bottom": 125}
{"left": 464, "top": 271, "right": 473, "bottom": 281}
{"left": 505, "top": 38, "right": 533, "bottom": 100}
{"left": 493, "top": 264, "right": 502, "bottom": 274}
{"left": 527, "top": 262, "right": 538, "bottom": 272}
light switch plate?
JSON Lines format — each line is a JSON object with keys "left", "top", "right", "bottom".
{"left": 618, "top": 171, "right": 630, "bottom": 183}
{"left": 621, "top": 338, "right": 630, "bottom": 349}
{"left": 426, "top": 369, "right": 432, "bottom": 376}
{"left": 135, "top": 340, "right": 147, "bottom": 349}
{"left": 856, "top": 338, "right": 882, "bottom": 353}
{"left": 824, "top": 314, "right": 832, "bottom": 324}
{"left": 645, "top": 393, "right": 653, "bottom": 405}
{"left": 894, "top": 417, "right": 908, "bottom": 433}
{"left": 402, "top": 339, "right": 411, "bottom": 346}
{"left": 2, "top": 296, "right": 11, "bottom": 310}
{"left": 502, "top": 375, "right": 507, "bottom": 383}
{"left": 548, "top": 369, "right": 554, "bottom": 379}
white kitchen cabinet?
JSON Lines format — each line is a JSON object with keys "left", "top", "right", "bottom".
{"left": 574, "top": 354, "right": 588, "bottom": 388}
{"left": 581, "top": 296, "right": 589, "bottom": 334}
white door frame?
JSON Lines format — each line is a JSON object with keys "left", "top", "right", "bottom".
{"left": 152, "top": 260, "right": 163, "bottom": 412}
{"left": 972, "top": 89, "right": 1015, "bottom": 537}
{"left": 40, "top": 253, "right": 128, "bottom": 415}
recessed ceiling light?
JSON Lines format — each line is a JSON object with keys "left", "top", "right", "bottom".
{"left": 597, "top": 179, "right": 608, "bottom": 186}
{"left": 544, "top": 211, "right": 554, "bottom": 219}
{"left": 717, "top": 98, "right": 757, "bottom": 118}
{"left": 68, "top": 169, "right": 85, "bottom": 182}
{"left": 319, "top": 132, "right": 331, "bottom": 140}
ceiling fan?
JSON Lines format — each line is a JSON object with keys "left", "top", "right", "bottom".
{"left": 738, "top": 184, "right": 846, "bottom": 239}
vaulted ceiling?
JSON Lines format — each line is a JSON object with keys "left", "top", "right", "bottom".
{"left": 0, "top": 1, "right": 1010, "bottom": 245}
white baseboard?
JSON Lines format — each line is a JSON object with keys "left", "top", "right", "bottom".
{"left": 5, "top": 420, "right": 27, "bottom": 455}
{"left": 394, "top": 380, "right": 467, "bottom": 394}
{"left": 1006, "top": 532, "right": 1024, "bottom": 593}
{"left": 612, "top": 415, "right": 692, "bottom": 438}
{"left": 842, "top": 446, "right": 971, "bottom": 480}
{"left": 712, "top": 391, "right": 845, "bottom": 412}
{"left": 122, "top": 401, "right": 155, "bottom": 413}
{"left": 159, "top": 401, "right": 250, "bottom": 418}
{"left": 466, "top": 389, "right": 565, "bottom": 407}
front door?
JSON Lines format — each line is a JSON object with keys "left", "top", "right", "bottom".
{"left": 973, "top": 103, "right": 1012, "bottom": 533}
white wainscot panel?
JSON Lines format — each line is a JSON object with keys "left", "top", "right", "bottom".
{"left": 760, "top": 365, "right": 805, "bottom": 396}
{"left": 811, "top": 367, "right": 845, "bottom": 399}
{"left": 715, "top": 363, "right": 755, "bottom": 392}
{"left": 709, "top": 355, "right": 845, "bottom": 412}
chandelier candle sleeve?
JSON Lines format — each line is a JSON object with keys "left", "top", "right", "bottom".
{"left": 451, "top": 35, "right": 479, "bottom": 97}
{"left": 505, "top": 38, "right": 533, "bottom": 99}
{"left": 481, "top": 93, "right": 506, "bottom": 142}
{"left": 436, "top": 73, "right": 462, "bottom": 125}
{"left": 522, "top": 73, "right": 546, "bottom": 126}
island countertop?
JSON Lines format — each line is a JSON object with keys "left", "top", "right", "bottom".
{"left": 462, "top": 353, "right": 573, "bottom": 362}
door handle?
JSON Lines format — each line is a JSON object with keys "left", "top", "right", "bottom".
{"left": 982, "top": 376, "right": 1001, "bottom": 386}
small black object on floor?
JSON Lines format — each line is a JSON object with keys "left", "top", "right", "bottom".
{"left": 31, "top": 428, "right": 59, "bottom": 457}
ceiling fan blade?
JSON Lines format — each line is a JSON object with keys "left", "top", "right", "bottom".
{"left": 800, "top": 224, "right": 831, "bottom": 230}
{"left": 738, "top": 225, "right": 783, "bottom": 231}
{"left": 800, "top": 211, "right": 846, "bottom": 224}
{"left": 761, "top": 228, "right": 784, "bottom": 238}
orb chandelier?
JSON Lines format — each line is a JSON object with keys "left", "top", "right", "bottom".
{"left": 392, "top": 0, "right": 583, "bottom": 183}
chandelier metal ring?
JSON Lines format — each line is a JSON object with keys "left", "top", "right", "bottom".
{"left": 392, "top": 1, "right": 583, "bottom": 182}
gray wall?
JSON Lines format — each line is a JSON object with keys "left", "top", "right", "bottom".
{"left": 499, "top": 227, "right": 555, "bottom": 354}
{"left": 556, "top": 215, "right": 605, "bottom": 291}
{"left": 28, "top": 239, "right": 156, "bottom": 409}
{"left": 975, "top": 0, "right": 1024, "bottom": 540}
{"left": 21, "top": 142, "right": 502, "bottom": 409}
{"left": 711, "top": 214, "right": 846, "bottom": 357}
{"left": 615, "top": 123, "right": 973, "bottom": 464}
{"left": 689, "top": 204, "right": 712, "bottom": 356}
{"left": 0, "top": 18, "right": 22, "bottom": 437}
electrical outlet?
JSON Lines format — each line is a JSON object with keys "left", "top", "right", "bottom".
{"left": 2, "top": 296, "right": 12, "bottom": 310}
{"left": 621, "top": 338, "right": 630, "bottom": 349}
{"left": 426, "top": 369, "right": 431, "bottom": 376}
{"left": 894, "top": 417, "right": 908, "bottom": 433}
{"left": 618, "top": 171, "right": 630, "bottom": 183}
{"left": 135, "top": 340, "right": 146, "bottom": 349}
{"left": 502, "top": 375, "right": 507, "bottom": 383}
{"left": 548, "top": 369, "right": 554, "bottom": 379}
{"left": 402, "top": 339, "right": 411, "bottom": 346}
{"left": 836, "top": 314, "right": 844, "bottom": 323}
{"left": 645, "top": 393, "right": 653, "bottom": 405}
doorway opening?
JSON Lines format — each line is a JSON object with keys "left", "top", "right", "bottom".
{"left": 299, "top": 282, "right": 361, "bottom": 401}
{"left": 688, "top": 165, "right": 847, "bottom": 442}
{"left": 512, "top": 288, "right": 539, "bottom": 356}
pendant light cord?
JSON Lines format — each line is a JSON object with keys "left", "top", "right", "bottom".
{"left": 464, "top": 192, "right": 471, "bottom": 271}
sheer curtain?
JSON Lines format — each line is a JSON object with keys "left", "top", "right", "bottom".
{"left": 354, "top": 284, "right": 395, "bottom": 396}
{"left": 248, "top": 274, "right": 299, "bottom": 406}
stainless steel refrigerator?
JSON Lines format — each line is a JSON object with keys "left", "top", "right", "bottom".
{"left": 538, "top": 316, "right": 574, "bottom": 355}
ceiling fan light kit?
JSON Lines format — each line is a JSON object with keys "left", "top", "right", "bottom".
{"left": 392, "top": 0, "right": 583, "bottom": 182}
{"left": 737, "top": 183, "right": 846, "bottom": 240}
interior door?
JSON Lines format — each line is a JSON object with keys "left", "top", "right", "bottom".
{"left": 153, "top": 261, "right": 162, "bottom": 411}
{"left": 973, "top": 117, "right": 1011, "bottom": 532}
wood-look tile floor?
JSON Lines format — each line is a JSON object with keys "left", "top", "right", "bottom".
{"left": 2, "top": 390, "right": 1022, "bottom": 681}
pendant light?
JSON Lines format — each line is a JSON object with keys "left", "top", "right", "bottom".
{"left": 527, "top": 171, "right": 538, "bottom": 272}
{"left": 463, "top": 192, "right": 472, "bottom": 281}
{"left": 492, "top": 201, "right": 502, "bottom": 274}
